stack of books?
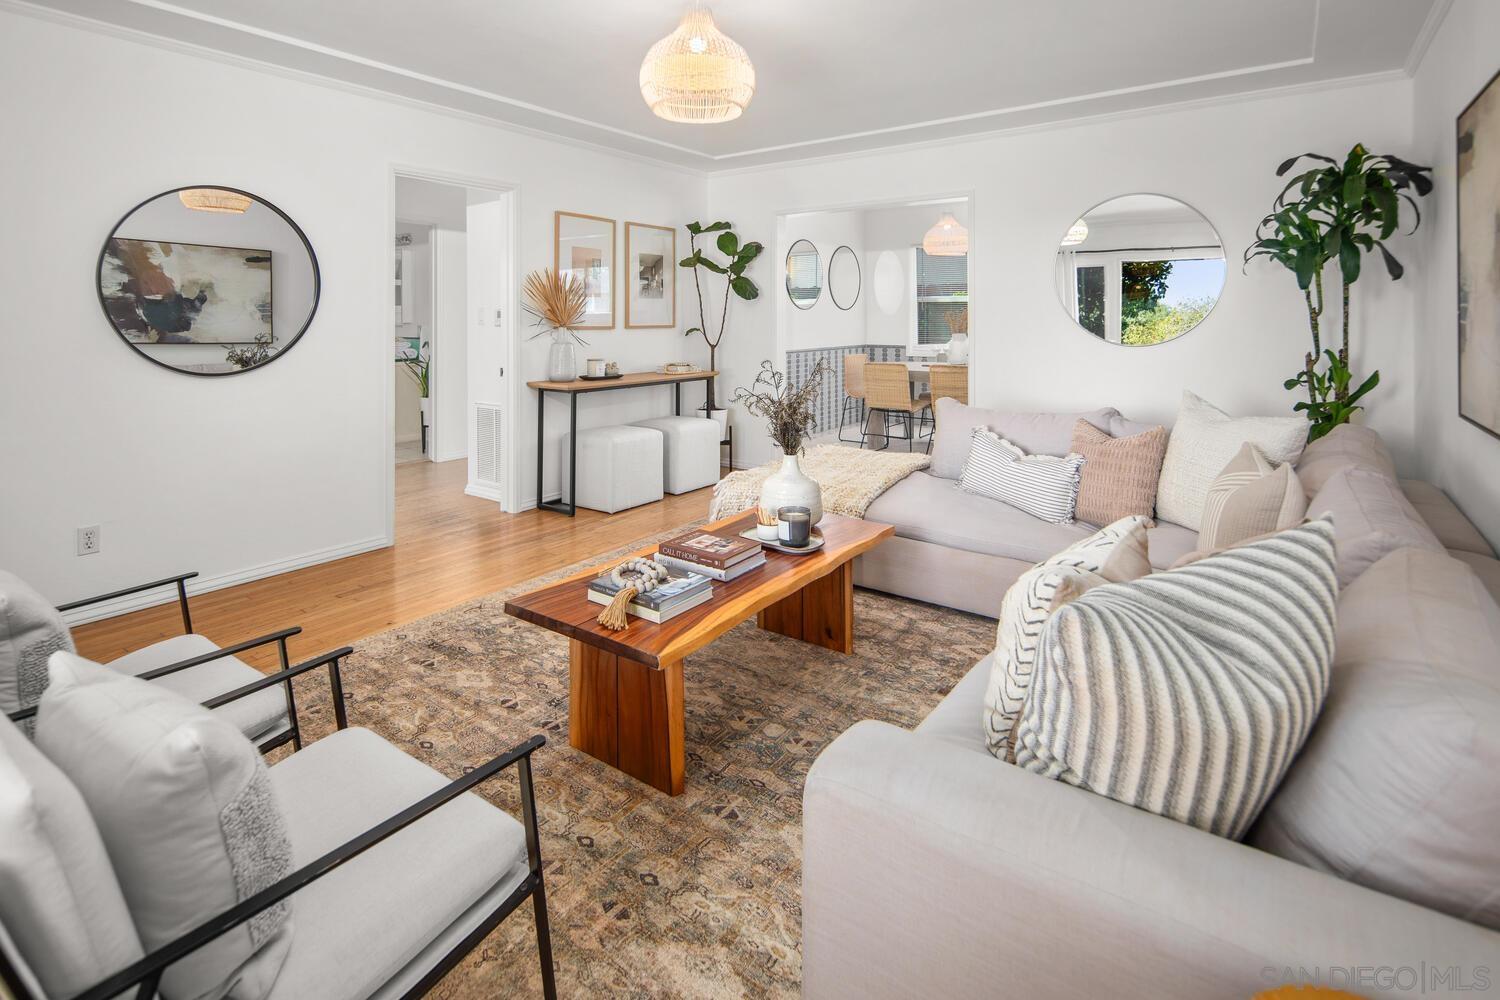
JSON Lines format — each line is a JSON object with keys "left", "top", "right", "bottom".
{"left": 586, "top": 566, "right": 713, "bottom": 624}
{"left": 656, "top": 530, "right": 767, "bottom": 581}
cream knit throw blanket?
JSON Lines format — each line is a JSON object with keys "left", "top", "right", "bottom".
{"left": 709, "top": 445, "right": 931, "bottom": 520}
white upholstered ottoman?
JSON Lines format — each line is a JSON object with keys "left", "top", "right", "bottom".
{"left": 561, "top": 425, "right": 664, "bottom": 513}
{"left": 629, "top": 416, "right": 721, "bottom": 494}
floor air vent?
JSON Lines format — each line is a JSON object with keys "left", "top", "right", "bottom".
{"left": 473, "top": 402, "right": 503, "bottom": 490}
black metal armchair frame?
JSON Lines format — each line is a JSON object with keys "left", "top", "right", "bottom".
{"left": 0, "top": 658, "right": 555, "bottom": 1000}
{"left": 38, "top": 571, "right": 328, "bottom": 753}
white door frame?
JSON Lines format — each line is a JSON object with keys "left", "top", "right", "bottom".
{"left": 386, "top": 164, "right": 523, "bottom": 547}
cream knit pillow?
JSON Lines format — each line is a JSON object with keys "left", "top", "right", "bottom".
{"left": 1155, "top": 391, "right": 1308, "bottom": 530}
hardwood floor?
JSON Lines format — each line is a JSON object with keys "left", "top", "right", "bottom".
{"left": 72, "top": 459, "right": 718, "bottom": 671}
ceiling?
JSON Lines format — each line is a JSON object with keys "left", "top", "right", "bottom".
{"left": 19, "top": 0, "right": 1446, "bottom": 172}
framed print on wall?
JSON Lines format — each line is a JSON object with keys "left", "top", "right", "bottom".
{"left": 555, "top": 211, "right": 615, "bottom": 329}
{"left": 625, "top": 221, "right": 676, "bottom": 328}
{"left": 1459, "top": 67, "right": 1500, "bottom": 439}
{"left": 101, "top": 237, "right": 272, "bottom": 344}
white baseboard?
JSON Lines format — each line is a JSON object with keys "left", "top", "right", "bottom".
{"left": 464, "top": 482, "right": 505, "bottom": 503}
{"left": 60, "top": 535, "right": 392, "bottom": 627}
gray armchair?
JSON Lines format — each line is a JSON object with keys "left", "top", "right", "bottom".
{"left": 2, "top": 569, "right": 328, "bottom": 751}
{"left": 0, "top": 647, "right": 555, "bottom": 1000}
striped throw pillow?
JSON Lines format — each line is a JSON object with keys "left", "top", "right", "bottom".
{"left": 958, "top": 429, "right": 1084, "bottom": 524}
{"left": 983, "top": 515, "right": 1153, "bottom": 759}
{"left": 1014, "top": 517, "right": 1338, "bottom": 840}
{"left": 1198, "top": 442, "right": 1307, "bottom": 550}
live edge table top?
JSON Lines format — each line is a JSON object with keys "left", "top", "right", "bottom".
{"left": 503, "top": 511, "right": 893, "bottom": 668}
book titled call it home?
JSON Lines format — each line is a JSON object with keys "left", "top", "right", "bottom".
{"left": 657, "top": 530, "right": 761, "bottom": 570}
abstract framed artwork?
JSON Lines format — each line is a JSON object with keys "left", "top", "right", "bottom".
{"left": 555, "top": 211, "right": 615, "bottom": 329}
{"left": 625, "top": 221, "right": 676, "bottom": 328}
{"left": 1459, "top": 66, "right": 1500, "bottom": 439}
{"left": 100, "top": 237, "right": 272, "bottom": 345}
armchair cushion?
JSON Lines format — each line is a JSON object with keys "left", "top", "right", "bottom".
{"left": 0, "top": 570, "right": 75, "bottom": 718}
{"left": 35, "top": 652, "right": 294, "bottom": 1000}
{"left": 108, "top": 633, "right": 291, "bottom": 744}
{"left": 265, "top": 728, "right": 528, "bottom": 1000}
{"left": 0, "top": 714, "right": 143, "bottom": 999}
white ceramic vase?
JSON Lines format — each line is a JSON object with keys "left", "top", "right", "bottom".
{"left": 759, "top": 453, "right": 823, "bottom": 526}
{"left": 946, "top": 332, "right": 970, "bottom": 364}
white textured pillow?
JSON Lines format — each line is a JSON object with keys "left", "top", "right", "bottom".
{"left": 0, "top": 569, "right": 76, "bottom": 720}
{"left": 35, "top": 652, "right": 294, "bottom": 1000}
{"left": 0, "top": 714, "right": 143, "bottom": 999}
{"left": 959, "top": 429, "right": 1084, "bottom": 524}
{"left": 984, "top": 515, "right": 1153, "bottom": 758}
{"left": 1155, "top": 391, "right": 1308, "bottom": 530}
{"left": 1014, "top": 517, "right": 1338, "bottom": 839}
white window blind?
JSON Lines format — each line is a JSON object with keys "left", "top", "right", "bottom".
{"left": 913, "top": 248, "right": 968, "bottom": 348}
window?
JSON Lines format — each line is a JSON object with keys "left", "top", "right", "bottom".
{"left": 1066, "top": 250, "right": 1225, "bottom": 345}
{"left": 910, "top": 247, "right": 968, "bottom": 354}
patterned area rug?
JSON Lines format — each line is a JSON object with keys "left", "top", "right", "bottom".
{"left": 280, "top": 524, "right": 995, "bottom": 998}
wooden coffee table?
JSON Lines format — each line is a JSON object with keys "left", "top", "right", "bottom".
{"left": 503, "top": 511, "right": 893, "bottom": 795}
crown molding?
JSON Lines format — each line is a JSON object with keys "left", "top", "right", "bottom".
{"left": 708, "top": 68, "right": 1412, "bottom": 179}
{"left": 0, "top": 0, "right": 712, "bottom": 178}
{"left": 3, "top": 0, "right": 1429, "bottom": 176}
{"left": 1403, "top": 0, "right": 1454, "bottom": 77}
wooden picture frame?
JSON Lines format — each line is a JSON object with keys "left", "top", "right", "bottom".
{"left": 624, "top": 222, "right": 677, "bottom": 329}
{"left": 554, "top": 211, "right": 615, "bottom": 329}
{"left": 1458, "top": 65, "right": 1500, "bottom": 440}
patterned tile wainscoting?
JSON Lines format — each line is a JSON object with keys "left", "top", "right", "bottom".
{"left": 786, "top": 345, "right": 908, "bottom": 435}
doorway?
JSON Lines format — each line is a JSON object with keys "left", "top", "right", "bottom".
{"left": 389, "top": 171, "right": 517, "bottom": 542}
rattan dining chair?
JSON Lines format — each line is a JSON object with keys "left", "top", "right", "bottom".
{"left": 862, "top": 362, "right": 932, "bottom": 452}
{"left": 926, "top": 364, "right": 969, "bottom": 449}
{"left": 837, "top": 353, "right": 869, "bottom": 444}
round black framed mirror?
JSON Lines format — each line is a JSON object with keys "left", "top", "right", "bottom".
{"left": 827, "top": 245, "right": 861, "bottom": 310}
{"left": 785, "top": 238, "right": 823, "bottom": 310}
{"left": 97, "top": 186, "right": 320, "bottom": 376}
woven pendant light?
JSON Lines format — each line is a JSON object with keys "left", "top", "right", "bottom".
{"left": 1060, "top": 219, "right": 1089, "bottom": 246}
{"left": 178, "top": 188, "right": 252, "bottom": 214}
{"left": 640, "top": 6, "right": 755, "bottom": 124}
{"left": 922, "top": 212, "right": 968, "bottom": 256}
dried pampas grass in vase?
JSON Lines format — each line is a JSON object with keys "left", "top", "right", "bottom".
{"left": 524, "top": 268, "right": 589, "bottom": 381}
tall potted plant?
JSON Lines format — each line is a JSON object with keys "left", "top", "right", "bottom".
{"left": 1244, "top": 144, "right": 1432, "bottom": 440}
{"left": 399, "top": 337, "right": 432, "bottom": 436}
{"left": 680, "top": 221, "right": 762, "bottom": 431}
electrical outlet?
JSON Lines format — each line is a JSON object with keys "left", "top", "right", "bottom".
{"left": 76, "top": 525, "right": 101, "bottom": 556}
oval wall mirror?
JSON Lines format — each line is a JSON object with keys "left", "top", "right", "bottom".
{"left": 97, "top": 186, "right": 320, "bottom": 376}
{"left": 1054, "top": 193, "right": 1224, "bottom": 347}
{"left": 827, "top": 245, "right": 861, "bottom": 310}
{"left": 785, "top": 238, "right": 823, "bottom": 310}
{"left": 871, "top": 250, "right": 904, "bottom": 316}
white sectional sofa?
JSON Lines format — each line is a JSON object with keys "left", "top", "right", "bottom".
{"left": 814, "top": 406, "right": 1500, "bottom": 998}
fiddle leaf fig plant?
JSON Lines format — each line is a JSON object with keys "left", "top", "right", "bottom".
{"left": 1244, "top": 143, "right": 1432, "bottom": 441}
{"left": 680, "top": 220, "right": 762, "bottom": 408}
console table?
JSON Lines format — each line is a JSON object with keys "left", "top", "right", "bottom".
{"left": 530, "top": 370, "right": 722, "bottom": 516}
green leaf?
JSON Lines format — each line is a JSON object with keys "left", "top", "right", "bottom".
{"left": 1339, "top": 239, "right": 1361, "bottom": 284}
{"left": 697, "top": 257, "right": 726, "bottom": 274}
{"left": 1294, "top": 251, "right": 1317, "bottom": 290}
{"left": 736, "top": 242, "right": 764, "bottom": 264}
{"left": 685, "top": 222, "right": 703, "bottom": 235}
{"left": 1346, "top": 370, "right": 1380, "bottom": 405}
{"left": 1283, "top": 377, "right": 1303, "bottom": 390}
{"left": 700, "top": 221, "right": 732, "bottom": 233}
{"left": 730, "top": 276, "right": 759, "bottom": 300}
{"left": 1375, "top": 241, "right": 1404, "bottom": 280}
{"left": 716, "top": 231, "right": 739, "bottom": 256}
{"left": 678, "top": 254, "right": 700, "bottom": 269}
{"left": 1276, "top": 152, "right": 1337, "bottom": 176}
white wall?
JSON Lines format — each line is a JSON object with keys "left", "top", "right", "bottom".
{"left": 862, "top": 202, "right": 972, "bottom": 347}
{"left": 708, "top": 79, "right": 1419, "bottom": 471}
{"left": 1410, "top": 0, "right": 1500, "bottom": 546}
{"left": 0, "top": 10, "right": 705, "bottom": 610}
{"left": 781, "top": 210, "right": 865, "bottom": 350}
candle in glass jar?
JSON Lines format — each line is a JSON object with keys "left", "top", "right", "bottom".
{"left": 777, "top": 506, "right": 812, "bottom": 547}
